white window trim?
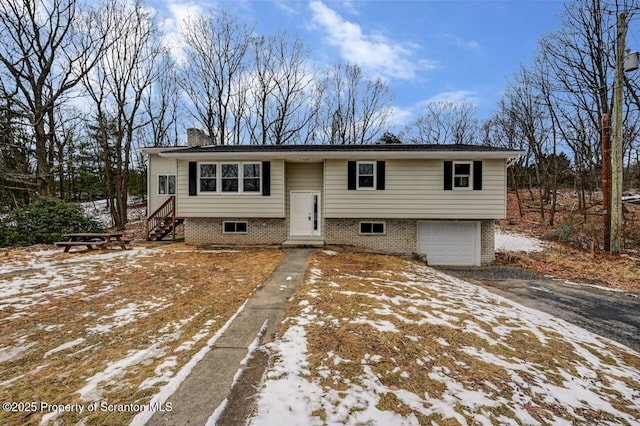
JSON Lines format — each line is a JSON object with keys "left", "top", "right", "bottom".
{"left": 222, "top": 221, "right": 248, "bottom": 234}
{"left": 453, "top": 161, "right": 473, "bottom": 191}
{"left": 197, "top": 162, "right": 261, "bottom": 195}
{"left": 158, "top": 174, "right": 176, "bottom": 195}
{"left": 198, "top": 163, "right": 218, "bottom": 194}
{"left": 359, "top": 221, "right": 386, "bottom": 235}
{"left": 356, "top": 161, "right": 376, "bottom": 190}
{"left": 220, "top": 162, "right": 240, "bottom": 194}
{"left": 241, "top": 162, "right": 262, "bottom": 194}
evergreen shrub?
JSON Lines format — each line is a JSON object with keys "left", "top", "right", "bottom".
{"left": 0, "top": 197, "right": 104, "bottom": 247}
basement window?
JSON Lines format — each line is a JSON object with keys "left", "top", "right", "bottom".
{"left": 223, "top": 221, "right": 248, "bottom": 234}
{"left": 359, "top": 221, "right": 385, "bottom": 235}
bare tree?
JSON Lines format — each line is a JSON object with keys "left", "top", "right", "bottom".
{"left": 52, "top": 106, "right": 83, "bottom": 201}
{"left": 0, "top": 87, "right": 34, "bottom": 208}
{"left": 0, "top": 0, "right": 108, "bottom": 196}
{"left": 482, "top": 113, "right": 530, "bottom": 218}
{"left": 534, "top": 57, "right": 564, "bottom": 225}
{"left": 180, "top": 10, "right": 253, "bottom": 145}
{"left": 406, "top": 100, "right": 478, "bottom": 145}
{"left": 83, "top": 0, "right": 162, "bottom": 229}
{"left": 141, "top": 51, "right": 180, "bottom": 148}
{"left": 316, "top": 62, "right": 393, "bottom": 145}
{"left": 246, "top": 35, "right": 276, "bottom": 145}
{"left": 500, "top": 67, "right": 554, "bottom": 223}
{"left": 247, "top": 33, "right": 317, "bottom": 145}
{"left": 538, "top": 0, "right": 640, "bottom": 199}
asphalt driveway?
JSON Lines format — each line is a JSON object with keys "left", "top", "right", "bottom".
{"left": 439, "top": 266, "right": 640, "bottom": 353}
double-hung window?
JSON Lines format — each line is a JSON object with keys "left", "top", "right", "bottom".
{"left": 199, "top": 164, "right": 217, "bottom": 192}
{"left": 221, "top": 164, "right": 239, "bottom": 193}
{"left": 348, "top": 161, "right": 385, "bottom": 191}
{"left": 453, "top": 162, "right": 472, "bottom": 189}
{"left": 199, "top": 162, "right": 261, "bottom": 194}
{"left": 357, "top": 162, "right": 376, "bottom": 189}
{"left": 158, "top": 175, "right": 176, "bottom": 195}
{"left": 243, "top": 163, "right": 261, "bottom": 193}
{"left": 444, "top": 160, "right": 482, "bottom": 191}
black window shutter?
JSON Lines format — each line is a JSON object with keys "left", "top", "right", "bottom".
{"left": 473, "top": 160, "right": 483, "bottom": 190}
{"left": 262, "top": 161, "right": 271, "bottom": 196}
{"left": 443, "top": 161, "right": 453, "bottom": 191}
{"left": 347, "top": 161, "right": 356, "bottom": 190}
{"left": 188, "top": 161, "right": 197, "bottom": 196}
{"left": 376, "top": 161, "right": 385, "bottom": 190}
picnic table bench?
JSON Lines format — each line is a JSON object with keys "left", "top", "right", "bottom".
{"left": 55, "top": 233, "right": 131, "bottom": 252}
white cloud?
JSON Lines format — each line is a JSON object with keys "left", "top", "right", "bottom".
{"left": 331, "top": 0, "right": 360, "bottom": 16}
{"left": 158, "top": 1, "right": 203, "bottom": 65}
{"left": 423, "top": 90, "right": 478, "bottom": 105}
{"left": 272, "top": 0, "right": 299, "bottom": 15}
{"left": 389, "top": 105, "right": 416, "bottom": 128}
{"left": 308, "top": 0, "right": 435, "bottom": 80}
{"left": 439, "top": 33, "right": 481, "bottom": 51}
{"left": 391, "top": 91, "right": 480, "bottom": 132}
{"left": 165, "top": 1, "right": 202, "bottom": 32}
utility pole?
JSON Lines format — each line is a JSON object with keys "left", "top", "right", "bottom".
{"left": 602, "top": 113, "right": 611, "bottom": 252}
{"left": 611, "top": 11, "right": 627, "bottom": 255}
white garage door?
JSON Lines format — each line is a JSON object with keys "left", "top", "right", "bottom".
{"left": 417, "top": 221, "right": 481, "bottom": 266}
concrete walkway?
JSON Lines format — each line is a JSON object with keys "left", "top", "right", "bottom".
{"left": 147, "top": 248, "right": 316, "bottom": 426}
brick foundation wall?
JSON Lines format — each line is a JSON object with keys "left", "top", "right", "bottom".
{"left": 184, "top": 217, "right": 496, "bottom": 265}
{"left": 185, "top": 218, "right": 287, "bottom": 246}
{"left": 480, "top": 220, "right": 495, "bottom": 265}
{"left": 324, "top": 218, "right": 417, "bottom": 254}
{"left": 325, "top": 218, "right": 496, "bottom": 264}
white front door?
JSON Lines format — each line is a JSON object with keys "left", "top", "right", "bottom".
{"left": 290, "top": 191, "right": 321, "bottom": 237}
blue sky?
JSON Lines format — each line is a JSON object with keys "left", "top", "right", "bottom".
{"left": 153, "top": 0, "right": 566, "bottom": 130}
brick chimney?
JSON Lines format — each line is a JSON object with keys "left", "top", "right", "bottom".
{"left": 186, "top": 128, "right": 211, "bottom": 147}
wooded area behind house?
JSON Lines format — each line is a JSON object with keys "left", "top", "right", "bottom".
{"left": 1, "top": 0, "right": 639, "bottom": 239}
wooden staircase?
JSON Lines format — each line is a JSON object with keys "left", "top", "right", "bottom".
{"left": 145, "top": 196, "right": 184, "bottom": 241}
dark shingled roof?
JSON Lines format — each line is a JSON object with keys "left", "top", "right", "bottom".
{"left": 159, "top": 143, "right": 518, "bottom": 154}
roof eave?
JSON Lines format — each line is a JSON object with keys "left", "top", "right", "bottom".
{"left": 138, "top": 147, "right": 176, "bottom": 155}
{"left": 157, "top": 150, "right": 523, "bottom": 161}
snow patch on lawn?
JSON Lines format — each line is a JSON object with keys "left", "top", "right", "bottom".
{"left": 81, "top": 199, "right": 146, "bottom": 227}
{"left": 0, "top": 248, "right": 159, "bottom": 320}
{"left": 0, "top": 341, "right": 35, "bottom": 363}
{"left": 251, "top": 257, "right": 640, "bottom": 425}
{"left": 129, "top": 299, "right": 251, "bottom": 426}
{"left": 78, "top": 345, "right": 167, "bottom": 401}
{"left": 43, "top": 338, "right": 85, "bottom": 358}
{"left": 495, "top": 228, "right": 546, "bottom": 253}
{"left": 86, "top": 300, "right": 169, "bottom": 334}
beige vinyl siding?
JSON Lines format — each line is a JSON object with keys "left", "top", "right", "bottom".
{"left": 286, "top": 162, "right": 323, "bottom": 190}
{"left": 324, "top": 159, "right": 507, "bottom": 219}
{"left": 147, "top": 154, "right": 178, "bottom": 214}
{"left": 175, "top": 159, "right": 285, "bottom": 217}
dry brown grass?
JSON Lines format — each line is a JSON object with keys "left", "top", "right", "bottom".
{"left": 497, "top": 245, "right": 640, "bottom": 292}
{"left": 499, "top": 190, "right": 640, "bottom": 292}
{"left": 0, "top": 244, "right": 284, "bottom": 425}
{"left": 281, "top": 249, "right": 640, "bottom": 424}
